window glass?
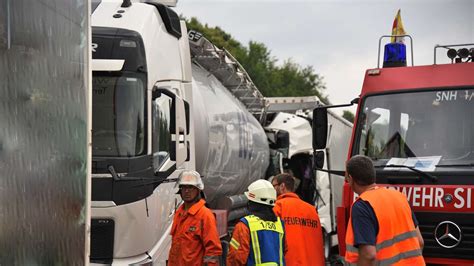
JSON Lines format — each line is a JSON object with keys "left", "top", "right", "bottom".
{"left": 356, "top": 88, "right": 474, "bottom": 166}
{"left": 92, "top": 73, "right": 146, "bottom": 157}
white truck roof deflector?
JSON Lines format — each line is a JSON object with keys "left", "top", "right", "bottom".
{"left": 92, "top": 59, "right": 125, "bottom": 71}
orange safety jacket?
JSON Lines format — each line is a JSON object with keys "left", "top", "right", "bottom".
{"left": 227, "top": 221, "right": 252, "bottom": 266}
{"left": 273, "top": 192, "right": 325, "bottom": 266}
{"left": 168, "top": 199, "right": 222, "bottom": 266}
{"left": 345, "top": 187, "right": 425, "bottom": 266}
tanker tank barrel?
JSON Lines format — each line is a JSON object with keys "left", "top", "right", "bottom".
{"left": 215, "top": 195, "right": 248, "bottom": 210}
{"left": 228, "top": 208, "right": 250, "bottom": 222}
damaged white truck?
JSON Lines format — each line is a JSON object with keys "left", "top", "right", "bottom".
{"left": 90, "top": 0, "right": 352, "bottom": 264}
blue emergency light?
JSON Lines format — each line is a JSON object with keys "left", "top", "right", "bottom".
{"left": 383, "top": 42, "right": 407, "bottom": 68}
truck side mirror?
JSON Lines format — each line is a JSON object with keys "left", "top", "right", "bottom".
{"left": 276, "top": 131, "right": 290, "bottom": 150}
{"left": 153, "top": 87, "right": 187, "bottom": 165}
{"left": 184, "top": 100, "right": 190, "bottom": 135}
{"left": 152, "top": 87, "right": 179, "bottom": 135}
{"left": 312, "top": 107, "right": 328, "bottom": 150}
{"left": 314, "top": 150, "right": 325, "bottom": 169}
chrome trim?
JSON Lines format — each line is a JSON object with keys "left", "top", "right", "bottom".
{"left": 434, "top": 221, "right": 462, "bottom": 248}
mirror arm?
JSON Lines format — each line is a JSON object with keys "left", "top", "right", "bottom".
{"left": 314, "top": 168, "right": 346, "bottom": 176}
{"left": 315, "top": 97, "right": 359, "bottom": 110}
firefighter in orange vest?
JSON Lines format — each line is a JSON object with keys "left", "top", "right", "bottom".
{"left": 344, "top": 155, "right": 425, "bottom": 265}
{"left": 272, "top": 173, "right": 325, "bottom": 266}
{"left": 168, "top": 170, "right": 222, "bottom": 266}
{"left": 227, "top": 179, "right": 286, "bottom": 265}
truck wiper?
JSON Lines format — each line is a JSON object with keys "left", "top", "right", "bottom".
{"left": 375, "top": 164, "right": 438, "bottom": 182}
{"left": 436, "top": 163, "right": 474, "bottom": 167}
{"left": 108, "top": 165, "right": 122, "bottom": 181}
{"left": 132, "top": 177, "right": 179, "bottom": 187}
{"left": 107, "top": 165, "right": 146, "bottom": 181}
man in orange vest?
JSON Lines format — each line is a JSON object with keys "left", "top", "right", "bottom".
{"left": 168, "top": 170, "right": 222, "bottom": 266}
{"left": 344, "top": 155, "right": 425, "bottom": 265}
{"left": 272, "top": 173, "right": 325, "bottom": 266}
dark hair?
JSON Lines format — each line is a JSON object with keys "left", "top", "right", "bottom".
{"left": 274, "top": 173, "right": 295, "bottom": 192}
{"left": 248, "top": 201, "right": 277, "bottom": 222}
{"left": 346, "top": 155, "right": 376, "bottom": 186}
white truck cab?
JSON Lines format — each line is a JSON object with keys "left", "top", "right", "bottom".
{"left": 90, "top": 1, "right": 192, "bottom": 264}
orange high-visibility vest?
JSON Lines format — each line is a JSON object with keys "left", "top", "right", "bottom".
{"left": 274, "top": 192, "right": 324, "bottom": 266}
{"left": 345, "top": 188, "right": 425, "bottom": 266}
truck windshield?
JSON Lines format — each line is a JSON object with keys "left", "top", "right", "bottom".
{"left": 356, "top": 88, "right": 474, "bottom": 167}
{"left": 92, "top": 73, "right": 146, "bottom": 157}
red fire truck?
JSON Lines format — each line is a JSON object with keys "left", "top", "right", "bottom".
{"left": 312, "top": 37, "right": 474, "bottom": 264}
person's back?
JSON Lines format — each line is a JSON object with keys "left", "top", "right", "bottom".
{"left": 227, "top": 179, "right": 286, "bottom": 266}
{"left": 344, "top": 155, "right": 425, "bottom": 265}
{"left": 272, "top": 173, "right": 325, "bottom": 266}
{"left": 346, "top": 187, "right": 423, "bottom": 265}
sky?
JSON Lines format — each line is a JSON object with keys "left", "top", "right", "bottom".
{"left": 176, "top": 0, "right": 474, "bottom": 115}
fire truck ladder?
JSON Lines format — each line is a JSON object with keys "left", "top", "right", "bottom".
{"left": 188, "top": 30, "right": 267, "bottom": 123}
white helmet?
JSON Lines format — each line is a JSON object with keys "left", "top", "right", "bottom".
{"left": 178, "top": 170, "right": 204, "bottom": 190}
{"left": 245, "top": 179, "right": 276, "bottom": 206}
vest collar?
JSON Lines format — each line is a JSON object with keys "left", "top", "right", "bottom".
{"left": 359, "top": 185, "right": 379, "bottom": 196}
{"left": 277, "top": 192, "right": 300, "bottom": 200}
{"left": 182, "top": 199, "right": 206, "bottom": 215}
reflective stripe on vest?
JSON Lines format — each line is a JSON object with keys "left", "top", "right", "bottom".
{"left": 230, "top": 237, "right": 240, "bottom": 250}
{"left": 242, "top": 215, "right": 284, "bottom": 266}
{"left": 203, "top": 255, "right": 219, "bottom": 264}
{"left": 346, "top": 230, "right": 418, "bottom": 253}
{"left": 343, "top": 248, "right": 423, "bottom": 266}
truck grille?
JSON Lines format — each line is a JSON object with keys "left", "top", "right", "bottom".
{"left": 417, "top": 212, "right": 474, "bottom": 260}
{"left": 90, "top": 219, "right": 115, "bottom": 264}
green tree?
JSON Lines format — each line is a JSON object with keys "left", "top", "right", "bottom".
{"left": 186, "top": 17, "right": 247, "bottom": 60}
{"left": 342, "top": 110, "right": 355, "bottom": 123}
{"left": 239, "top": 41, "right": 276, "bottom": 95}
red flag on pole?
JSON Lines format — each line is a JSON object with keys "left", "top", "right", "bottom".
{"left": 391, "top": 9, "right": 406, "bottom": 43}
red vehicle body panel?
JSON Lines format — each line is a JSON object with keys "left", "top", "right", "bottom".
{"left": 339, "top": 62, "right": 474, "bottom": 264}
{"left": 362, "top": 63, "right": 474, "bottom": 94}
